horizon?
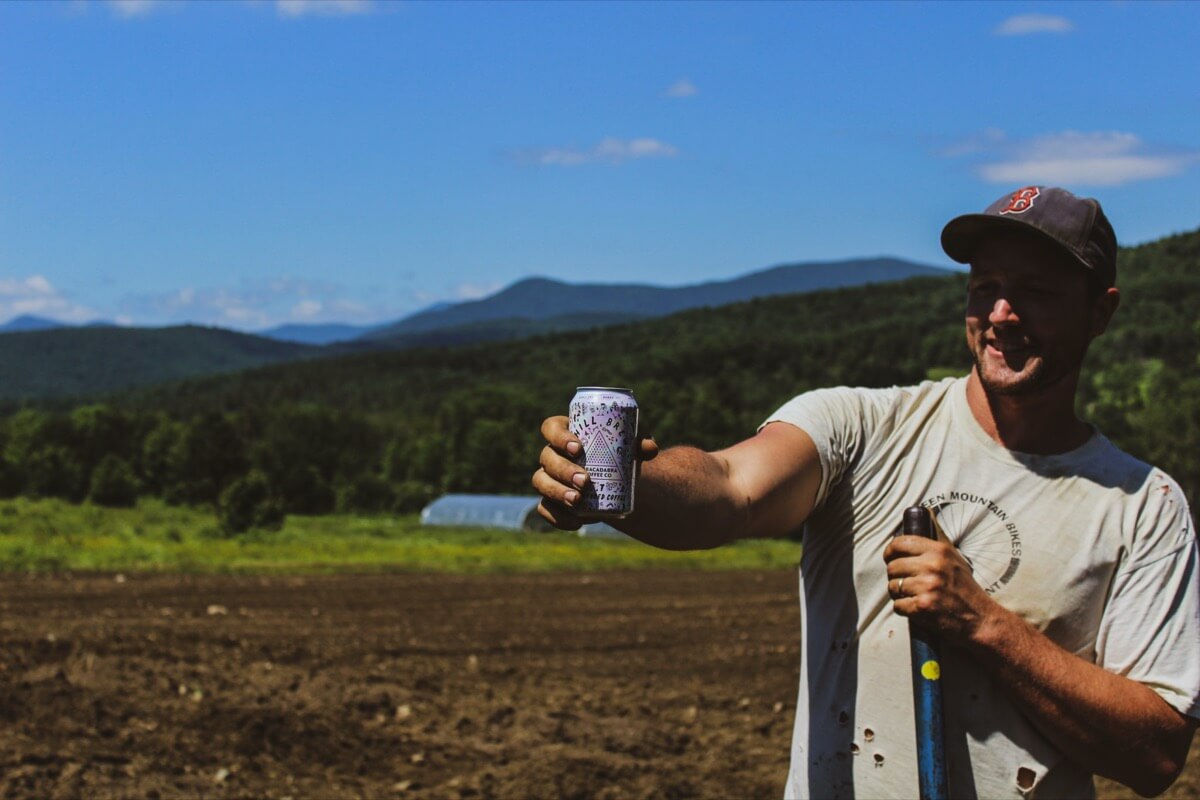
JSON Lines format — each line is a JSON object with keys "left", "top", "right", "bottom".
{"left": 0, "top": 253, "right": 960, "bottom": 332}
{"left": 2, "top": 0, "right": 1197, "bottom": 331}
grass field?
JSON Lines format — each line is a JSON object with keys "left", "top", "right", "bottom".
{"left": 0, "top": 498, "right": 801, "bottom": 574}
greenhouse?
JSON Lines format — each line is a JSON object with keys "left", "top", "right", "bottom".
{"left": 420, "top": 494, "right": 629, "bottom": 539}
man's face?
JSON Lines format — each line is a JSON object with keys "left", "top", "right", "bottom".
{"left": 965, "top": 234, "right": 1115, "bottom": 397}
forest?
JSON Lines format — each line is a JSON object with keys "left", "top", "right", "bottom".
{"left": 0, "top": 228, "right": 1195, "bottom": 531}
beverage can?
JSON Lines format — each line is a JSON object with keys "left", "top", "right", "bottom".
{"left": 568, "top": 387, "right": 639, "bottom": 519}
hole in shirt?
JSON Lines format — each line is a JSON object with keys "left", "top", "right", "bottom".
{"left": 850, "top": 743, "right": 860, "bottom": 755}
{"left": 838, "top": 710, "right": 849, "bottom": 725}
{"left": 1016, "top": 766, "right": 1037, "bottom": 794}
{"left": 874, "top": 753, "right": 885, "bottom": 767}
{"left": 863, "top": 728, "right": 874, "bottom": 742}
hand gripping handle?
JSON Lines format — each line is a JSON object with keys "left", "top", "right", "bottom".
{"left": 901, "top": 505, "right": 950, "bottom": 800}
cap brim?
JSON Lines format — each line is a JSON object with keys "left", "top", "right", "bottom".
{"left": 940, "top": 213, "right": 1088, "bottom": 272}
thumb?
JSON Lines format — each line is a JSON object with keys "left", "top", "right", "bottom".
{"left": 638, "top": 435, "right": 659, "bottom": 462}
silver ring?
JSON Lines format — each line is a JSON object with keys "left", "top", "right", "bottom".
{"left": 897, "top": 577, "right": 905, "bottom": 595}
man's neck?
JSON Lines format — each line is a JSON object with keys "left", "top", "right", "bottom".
{"left": 964, "top": 369, "right": 1093, "bottom": 455}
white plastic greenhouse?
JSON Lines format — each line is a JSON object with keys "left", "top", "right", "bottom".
{"left": 420, "top": 494, "right": 629, "bottom": 539}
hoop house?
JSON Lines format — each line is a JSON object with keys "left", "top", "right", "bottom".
{"left": 420, "top": 494, "right": 630, "bottom": 539}
{"left": 420, "top": 494, "right": 554, "bottom": 531}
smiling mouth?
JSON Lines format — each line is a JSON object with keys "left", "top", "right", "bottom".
{"left": 983, "top": 337, "right": 1033, "bottom": 358}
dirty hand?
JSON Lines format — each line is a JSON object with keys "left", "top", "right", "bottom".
{"left": 883, "top": 533, "right": 998, "bottom": 644}
{"left": 532, "top": 415, "right": 658, "bottom": 531}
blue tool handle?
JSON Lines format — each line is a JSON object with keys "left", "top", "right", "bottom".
{"left": 902, "top": 506, "right": 950, "bottom": 800}
{"left": 910, "top": 628, "right": 949, "bottom": 800}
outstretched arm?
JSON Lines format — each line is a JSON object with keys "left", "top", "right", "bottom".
{"left": 533, "top": 418, "right": 822, "bottom": 550}
{"left": 884, "top": 535, "right": 1197, "bottom": 796}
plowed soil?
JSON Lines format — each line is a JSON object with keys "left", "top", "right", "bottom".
{"left": 0, "top": 571, "right": 1195, "bottom": 799}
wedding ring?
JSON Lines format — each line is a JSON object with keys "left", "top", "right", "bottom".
{"left": 897, "top": 577, "right": 905, "bottom": 595}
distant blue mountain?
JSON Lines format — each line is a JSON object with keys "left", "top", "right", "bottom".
{"left": 1, "top": 314, "right": 65, "bottom": 333}
{"left": 361, "top": 257, "right": 952, "bottom": 342}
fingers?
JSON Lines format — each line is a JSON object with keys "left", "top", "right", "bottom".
{"left": 532, "top": 465, "right": 583, "bottom": 508}
{"left": 884, "top": 534, "right": 943, "bottom": 561}
{"left": 540, "top": 444, "right": 588, "bottom": 489}
{"left": 886, "top": 572, "right": 942, "bottom": 599}
{"left": 638, "top": 435, "right": 659, "bottom": 462}
{"left": 534, "top": 494, "right": 583, "bottom": 531}
{"left": 537, "top": 414, "right": 590, "bottom": 498}
{"left": 534, "top": 416, "right": 590, "bottom": 531}
{"left": 540, "top": 416, "right": 581, "bottom": 457}
{"left": 885, "top": 537, "right": 950, "bottom": 614}
{"left": 882, "top": 532, "right": 990, "bottom": 640}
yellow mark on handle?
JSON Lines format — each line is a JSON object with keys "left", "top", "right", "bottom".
{"left": 920, "top": 660, "right": 941, "bottom": 681}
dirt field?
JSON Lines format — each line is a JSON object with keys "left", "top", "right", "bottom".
{"left": 0, "top": 571, "right": 1196, "bottom": 799}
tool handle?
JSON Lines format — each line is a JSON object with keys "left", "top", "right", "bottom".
{"left": 903, "top": 505, "right": 937, "bottom": 539}
{"left": 901, "top": 505, "right": 950, "bottom": 800}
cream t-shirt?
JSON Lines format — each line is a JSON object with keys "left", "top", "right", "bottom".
{"left": 764, "top": 377, "right": 1199, "bottom": 800}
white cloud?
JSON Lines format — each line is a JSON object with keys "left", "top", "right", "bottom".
{"left": 120, "top": 277, "right": 409, "bottom": 329}
{"left": 291, "top": 299, "right": 322, "bottom": 319}
{"left": 994, "top": 13, "right": 1075, "bottom": 36}
{"left": 0, "top": 275, "right": 96, "bottom": 324}
{"left": 665, "top": 79, "right": 698, "bottom": 98}
{"left": 518, "top": 137, "right": 680, "bottom": 167}
{"left": 451, "top": 282, "right": 501, "bottom": 301}
{"left": 276, "top": 0, "right": 372, "bottom": 18}
{"left": 941, "top": 129, "right": 1199, "bottom": 187}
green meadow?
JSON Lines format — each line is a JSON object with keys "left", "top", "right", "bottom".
{"left": 0, "top": 498, "right": 801, "bottom": 575}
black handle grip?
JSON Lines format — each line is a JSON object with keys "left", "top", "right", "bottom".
{"left": 903, "top": 506, "right": 935, "bottom": 540}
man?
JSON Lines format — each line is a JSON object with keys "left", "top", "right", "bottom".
{"left": 532, "top": 186, "right": 1200, "bottom": 799}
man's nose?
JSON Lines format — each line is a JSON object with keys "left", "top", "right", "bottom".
{"left": 989, "top": 297, "right": 1019, "bottom": 325}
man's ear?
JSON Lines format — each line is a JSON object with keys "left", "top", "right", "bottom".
{"left": 1090, "top": 287, "right": 1120, "bottom": 338}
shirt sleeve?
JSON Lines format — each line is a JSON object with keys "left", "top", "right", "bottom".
{"left": 1094, "top": 475, "right": 1200, "bottom": 719}
{"left": 759, "top": 385, "right": 898, "bottom": 512}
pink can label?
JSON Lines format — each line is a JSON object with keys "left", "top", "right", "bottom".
{"left": 569, "top": 388, "right": 638, "bottom": 517}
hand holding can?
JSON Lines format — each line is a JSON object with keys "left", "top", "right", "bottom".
{"left": 568, "top": 387, "right": 639, "bottom": 519}
{"left": 532, "top": 388, "right": 655, "bottom": 530}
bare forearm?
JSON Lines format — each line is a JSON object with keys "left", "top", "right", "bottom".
{"left": 613, "top": 446, "right": 746, "bottom": 550}
{"left": 967, "top": 603, "right": 1192, "bottom": 795}
{"left": 535, "top": 417, "right": 818, "bottom": 548}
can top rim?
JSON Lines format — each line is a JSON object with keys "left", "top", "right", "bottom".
{"left": 575, "top": 386, "right": 634, "bottom": 395}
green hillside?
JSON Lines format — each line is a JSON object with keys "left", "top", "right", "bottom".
{"left": 0, "top": 228, "right": 1195, "bottom": 520}
{"left": 119, "top": 272, "right": 973, "bottom": 437}
{"left": 0, "top": 325, "right": 316, "bottom": 402}
{"left": 368, "top": 311, "right": 648, "bottom": 350}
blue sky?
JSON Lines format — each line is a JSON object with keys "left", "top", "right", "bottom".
{"left": 1, "top": 0, "right": 1197, "bottom": 330}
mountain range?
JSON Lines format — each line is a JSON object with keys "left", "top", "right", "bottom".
{"left": 362, "top": 257, "right": 948, "bottom": 340}
{"left": 0, "top": 256, "right": 949, "bottom": 401}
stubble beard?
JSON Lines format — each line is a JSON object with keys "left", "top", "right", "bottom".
{"left": 971, "top": 333, "right": 1083, "bottom": 398}
{"left": 973, "top": 347, "right": 1049, "bottom": 397}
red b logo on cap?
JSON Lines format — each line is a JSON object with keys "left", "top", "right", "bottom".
{"left": 999, "top": 186, "right": 1039, "bottom": 215}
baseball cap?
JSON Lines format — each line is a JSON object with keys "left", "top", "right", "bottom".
{"left": 941, "top": 186, "right": 1117, "bottom": 288}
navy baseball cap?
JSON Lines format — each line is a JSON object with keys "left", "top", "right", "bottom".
{"left": 941, "top": 186, "right": 1118, "bottom": 288}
